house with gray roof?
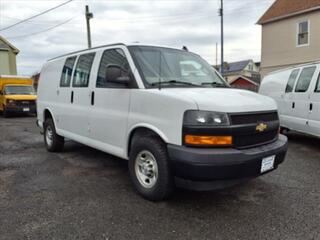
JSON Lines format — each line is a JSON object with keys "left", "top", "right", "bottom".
{"left": 0, "top": 35, "right": 19, "bottom": 75}
{"left": 219, "top": 59, "right": 261, "bottom": 84}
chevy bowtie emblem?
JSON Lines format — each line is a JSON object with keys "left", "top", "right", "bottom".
{"left": 256, "top": 123, "right": 267, "bottom": 132}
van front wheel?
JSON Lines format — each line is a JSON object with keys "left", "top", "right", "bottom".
{"left": 3, "top": 106, "right": 9, "bottom": 118}
{"left": 129, "top": 136, "right": 174, "bottom": 201}
{"left": 44, "top": 118, "right": 64, "bottom": 152}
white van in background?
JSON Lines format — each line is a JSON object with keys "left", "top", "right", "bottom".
{"left": 37, "top": 43, "right": 288, "bottom": 201}
{"left": 259, "top": 61, "right": 320, "bottom": 137}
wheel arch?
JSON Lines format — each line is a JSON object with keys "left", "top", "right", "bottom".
{"left": 126, "top": 124, "right": 169, "bottom": 158}
{"left": 43, "top": 108, "right": 57, "bottom": 127}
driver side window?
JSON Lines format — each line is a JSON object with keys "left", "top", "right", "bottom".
{"left": 96, "top": 48, "right": 130, "bottom": 88}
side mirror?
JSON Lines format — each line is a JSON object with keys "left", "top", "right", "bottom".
{"left": 105, "top": 64, "right": 130, "bottom": 84}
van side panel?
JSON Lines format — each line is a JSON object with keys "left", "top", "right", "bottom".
{"left": 37, "top": 59, "right": 64, "bottom": 125}
{"left": 260, "top": 70, "right": 291, "bottom": 124}
{"left": 260, "top": 63, "right": 320, "bottom": 138}
{"left": 38, "top": 45, "right": 144, "bottom": 160}
{"left": 127, "top": 89, "right": 197, "bottom": 155}
{"left": 302, "top": 66, "right": 320, "bottom": 136}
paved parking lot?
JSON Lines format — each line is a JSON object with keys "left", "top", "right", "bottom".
{"left": 0, "top": 116, "right": 319, "bottom": 240}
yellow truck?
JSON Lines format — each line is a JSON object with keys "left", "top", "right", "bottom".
{"left": 0, "top": 75, "right": 37, "bottom": 117}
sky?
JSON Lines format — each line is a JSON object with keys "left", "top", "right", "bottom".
{"left": 0, "top": 0, "right": 274, "bottom": 76}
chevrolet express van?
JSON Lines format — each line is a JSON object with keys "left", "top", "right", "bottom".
{"left": 259, "top": 61, "right": 320, "bottom": 138}
{"left": 0, "top": 75, "right": 37, "bottom": 117}
{"left": 37, "top": 43, "right": 288, "bottom": 201}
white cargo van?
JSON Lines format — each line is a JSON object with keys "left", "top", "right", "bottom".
{"left": 259, "top": 61, "right": 320, "bottom": 138}
{"left": 37, "top": 43, "right": 288, "bottom": 200}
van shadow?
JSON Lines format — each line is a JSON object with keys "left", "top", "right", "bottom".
{"left": 62, "top": 140, "right": 129, "bottom": 170}
{"left": 285, "top": 131, "right": 320, "bottom": 150}
{"left": 167, "top": 178, "right": 272, "bottom": 207}
{"left": 61, "top": 140, "right": 273, "bottom": 206}
{"left": 0, "top": 113, "right": 36, "bottom": 118}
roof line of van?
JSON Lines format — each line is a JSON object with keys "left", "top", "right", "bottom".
{"left": 48, "top": 43, "right": 126, "bottom": 61}
{"left": 266, "top": 60, "right": 320, "bottom": 76}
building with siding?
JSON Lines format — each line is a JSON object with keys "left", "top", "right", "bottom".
{"left": 218, "top": 59, "right": 261, "bottom": 85}
{"left": 258, "top": 0, "right": 320, "bottom": 77}
{"left": 230, "top": 76, "right": 259, "bottom": 92}
{"left": 0, "top": 36, "right": 19, "bottom": 75}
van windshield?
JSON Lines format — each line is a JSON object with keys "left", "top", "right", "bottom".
{"left": 129, "top": 46, "right": 229, "bottom": 88}
{"left": 4, "top": 85, "right": 35, "bottom": 95}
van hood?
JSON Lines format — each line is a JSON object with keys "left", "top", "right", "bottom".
{"left": 5, "top": 95, "right": 37, "bottom": 101}
{"left": 158, "top": 88, "right": 277, "bottom": 113}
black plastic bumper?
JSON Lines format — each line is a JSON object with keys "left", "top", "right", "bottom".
{"left": 5, "top": 105, "right": 36, "bottom": 114}
{"left": 167, "top": 134, "right": 288, "bottom": 191}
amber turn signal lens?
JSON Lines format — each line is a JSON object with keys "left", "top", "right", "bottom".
{"left": 185, "top": 135, "right": 232, "bottom": 146}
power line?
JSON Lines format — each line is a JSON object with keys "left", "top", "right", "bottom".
{"left": 1, "top": 15, "right": 70, "bottom": 25}
{"left": 0, "top": 0, "right": 74, "bottom": 32}
{"left": 5, "top": 16, "right": 77, "bottom": 39}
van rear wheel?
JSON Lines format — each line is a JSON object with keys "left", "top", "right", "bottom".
{"left": 129, "top": 136, "right": 174, "bottom": 201}
{"left": 44, "top": 118, "right": 64, "bottom": 152}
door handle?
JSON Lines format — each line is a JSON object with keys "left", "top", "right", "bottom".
{"left": 310, "top": 103, "right": 313, "bottom": 111}
{"left": 292, "top": 102, "right": 295, "bottom": 109}
{"left": 71, "top": 91, "right": 74, "bottom": 103}
{"left": 91, "top": 91, "right": 95, "bottom": 105}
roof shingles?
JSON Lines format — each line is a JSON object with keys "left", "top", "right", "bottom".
{"left": 258, "top": 0, "right": 320, "bottom": 24}
{"left": 222, "top": 60, "right": 250, "bottom": 73}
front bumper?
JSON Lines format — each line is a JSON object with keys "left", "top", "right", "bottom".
{"left": 5, "top": 105, "right": 36, "bottom": 114}
{"left": 167, "top": 134, "right": 288, "bottom": 191}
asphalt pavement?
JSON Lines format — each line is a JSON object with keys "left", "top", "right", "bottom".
{"left": 0, "top": 116, "right": 319, "bottom": 240}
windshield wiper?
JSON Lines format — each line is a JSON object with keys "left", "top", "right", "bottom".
{"left": 201, "top": 82, "right": 229, "bottom": 88}
{"left": 151, "top": 80, "right": 201, "bottom": 87}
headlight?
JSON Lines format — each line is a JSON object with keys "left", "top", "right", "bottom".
{"left": 183, "top": 110, "right": 230, "bottom": 126}
{"left": 7, "top": 99, "right": 15, "bottom": 104}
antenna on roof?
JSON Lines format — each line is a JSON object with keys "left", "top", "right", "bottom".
{"left": 182, "top": 46, "right": 189, "bottom": 51}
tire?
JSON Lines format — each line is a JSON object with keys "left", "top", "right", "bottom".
{"left": 3, "top": 106, "right": 9, "bottom": 118}
{"left": 44, "top": 118, "right": 64, "bottom": 152}
{"left": 280, "top": 127, "right": 289, "bottom": 134}
{"left": 129, "top": 136, "right": 174, "bottom": 201}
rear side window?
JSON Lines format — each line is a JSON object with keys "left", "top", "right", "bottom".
{"left": 285, "top": 69, "right": 299, "bottom": 93}
{"left": 96, "top": 48, "right": 130, "bottom": 88}
{"left": 72, "top": 53, "right": 95, "bottom": 87}
{"left": 60, "top": 56, "right": 76, "bottom": 87}
{"left": 295, "top": 66, "right": 316, "bottom": 92}
{"left": 315, "top": 73, "right": 320, "bottom": 93}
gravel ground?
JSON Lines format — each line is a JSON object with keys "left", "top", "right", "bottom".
{"left": 0, "top": 116, "right": 319, "bottom": 240}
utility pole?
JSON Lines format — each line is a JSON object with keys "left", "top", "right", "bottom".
{"left": 219, "top": 0, "right": 224, "bottom": 75}
{"left": 85, "top": 5, "right": 93, "bottom": 48}
{"left": 215, "top": 42, "right": 218, "bottom": 69}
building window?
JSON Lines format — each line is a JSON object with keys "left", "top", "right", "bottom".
{"left": 297, "top": 20, "right": 309, "bottom": 47}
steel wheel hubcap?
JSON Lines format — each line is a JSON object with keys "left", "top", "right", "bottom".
{"left": 135, "top": 150, "right": 158, "bottom": 188}
{"left": 46, "top": 126, "right": 53, "bottom": 146}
